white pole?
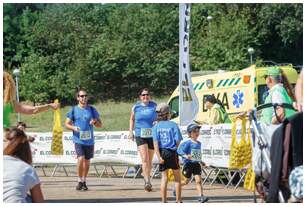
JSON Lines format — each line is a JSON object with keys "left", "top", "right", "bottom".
{"left": 13, "top": 68, "right": 21, "bottom": 122}
{"left": 248, "top": 47, "right": 254, "bottom": 65}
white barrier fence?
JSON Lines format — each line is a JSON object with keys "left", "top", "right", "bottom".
{"left": 29, "top": 123, "right": 245, "bottom": 168}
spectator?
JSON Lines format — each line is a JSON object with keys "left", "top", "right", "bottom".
{"left": 260, "top": 67, "right": 296, "bottom": 124}
{"left": 3, "top": 71, "right": 59, "bottom": 129}
{"left": 3, "top": 127, "right": 44, "bottom": 203}
{"left": 17, "top": 121, "right": 35, "bottom": 142}
{"left": 294, "top": 70, "right": 303, "bottom": 112}
{"left": 199, "top": 95, "right": 231, "bottom": 125}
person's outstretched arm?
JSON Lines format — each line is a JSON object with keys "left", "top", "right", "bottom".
{"left": 14, "top": 102, "right": 59, "bottom": 115}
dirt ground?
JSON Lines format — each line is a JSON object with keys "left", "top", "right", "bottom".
{"left": 36, "top": 165, "right": 256, "bottom": 203}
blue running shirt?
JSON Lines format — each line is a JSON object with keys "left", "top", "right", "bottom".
{"left": 152, "top": 120, "right": 183, "bottom": 150}
{"left": 133, "top": 101, "right": 157, "bottom": 138}
{"left": 67, "top": 105, "right": 100, "bottom": 146}
{"left": 178, "top": 139, "right": 202, "bottom": 164}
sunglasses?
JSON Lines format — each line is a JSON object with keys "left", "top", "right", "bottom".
{"left": 141, "top": 93, "right": 150, "bottom": 96}
{"left": 78, "top": 95, "right": 88, "bottom": 98}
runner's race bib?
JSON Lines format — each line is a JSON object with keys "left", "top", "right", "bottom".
{"left": 191, "top": 149, "right": 202, "bottom": 162}
{"left": 140, "top": 128, "right": 152, "bottom": 138}
{"left": 80, "top": 130, "right": 91, "bottom": 140}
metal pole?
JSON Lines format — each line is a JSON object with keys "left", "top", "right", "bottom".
{"left": 250, "top": 54, "right": 253, "bottom": 65}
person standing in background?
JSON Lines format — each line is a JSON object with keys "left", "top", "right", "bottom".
{"left": 3, "top": 71, "right": 59, "bottom": 130}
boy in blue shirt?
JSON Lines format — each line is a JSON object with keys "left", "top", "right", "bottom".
{"left": 153, "top": 103, "right": 183, "bottom": 203}
{"left": 177, "top": 123, "right": 209, "bottom": 203}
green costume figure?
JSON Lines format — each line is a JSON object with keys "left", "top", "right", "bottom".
{"left": 260, "top": 67, "right": 296, "bottom": 124}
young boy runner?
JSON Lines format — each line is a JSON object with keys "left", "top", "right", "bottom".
{"left": 177, "top": 123, "right": 209, "bottom": 203}
{"left": 152, "top": 103, "right": 183, "bottom": 203}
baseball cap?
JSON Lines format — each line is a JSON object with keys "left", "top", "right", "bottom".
{"left": 187, "top": 123, "right": 201, "bottom": 133}
{"left": 156, "top": 102, "right": 170, "bottom": 115}
{"left": 263, "top": 66, "right": 281, "bottom": 78}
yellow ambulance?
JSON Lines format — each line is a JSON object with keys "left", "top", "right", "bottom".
{"left": 168, "top": 64, "right": 299, "bottom": 122}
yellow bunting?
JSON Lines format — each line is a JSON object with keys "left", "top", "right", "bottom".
{"left": 167, "top": 169, "right": 175, "bottom": 182}
{"left": 167, "top": 168, "right": 186, "bottom": 182}
{"left": 244, "top": 167, "right": 255, "bottom": 191}
{"left": 229, "top": 116, "right": 252, "bottom": 169}
{"left": 51, "top": 99, "right": 63, "bottom": 155}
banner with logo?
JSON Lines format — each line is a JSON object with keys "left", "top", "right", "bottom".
{"left": 29, "top": 132, "right": 149, "bottom": 165}
{"left": 179, "top": 3, "right": 199, "bottom": 126}
{"left": 29, "top": 123, "right": 247, "bottom": 168}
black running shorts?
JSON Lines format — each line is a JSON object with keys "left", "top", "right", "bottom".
{"left": 159, "top": 148, "right": 180, "bottom": 172}
{"left": 182, "top": 161, "right": 202, "bottom": 178}
{"left": 135, "top": 137, "right": 154, "bottom": 150}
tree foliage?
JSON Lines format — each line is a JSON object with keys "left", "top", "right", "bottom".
{"left": 3, "top": 3, "right": 302, "bottom": 104}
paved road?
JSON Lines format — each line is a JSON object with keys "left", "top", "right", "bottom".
{"left": 36, "top": 165, "right": 255, "bottom": 203}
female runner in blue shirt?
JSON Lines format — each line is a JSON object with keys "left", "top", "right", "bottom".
{"left": 129, "top": 88, "right": 157, "bottom": 192}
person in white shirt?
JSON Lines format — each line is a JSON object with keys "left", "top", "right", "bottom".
{"left": 3, "top": 127, "right": 44, "bottom": 203}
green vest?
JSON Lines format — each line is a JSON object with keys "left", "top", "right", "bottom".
{"left": 3, "top": 103, "right": 14, "bottom": 129}
{"left": 214, "top": 104, "right": 231, "bottom": 124}
{"left": 261, "top": 84, "right": 295, "bottom": 124}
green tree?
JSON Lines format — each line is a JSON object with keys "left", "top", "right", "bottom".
{"left": 4, "top": 3, "right": 302, "bottom": 104}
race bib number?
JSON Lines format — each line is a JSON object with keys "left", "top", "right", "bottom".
{"left": 140, "top": 128, "right": 152, "bottom": 138}
{"left": 191, "top": 149, "right": 202, "bottom": 162}
{"left": 80, "top": 130, "right": 91, "bottom": 140}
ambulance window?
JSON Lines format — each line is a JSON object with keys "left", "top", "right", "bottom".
{"left": 258, "top": 85, "right": 269, "bottom": 105}
{"left": 169, "top": 96, "right": 179, "bottom": 118}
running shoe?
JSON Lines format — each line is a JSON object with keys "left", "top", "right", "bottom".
{"left": 76, "top": 182, "right": 83, "bottom": 191}
{"left": 82, "top": 182, "right": 88, "bottom": 191}
{"left": 198, "top": 195, "right": 209, "bottom": 203}
{"left": 144, "top": 182, "right": 152, "bottom": 192}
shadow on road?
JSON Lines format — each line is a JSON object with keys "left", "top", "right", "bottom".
{"left": 46, "top": 195, "right": 256, "bottom": 203}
